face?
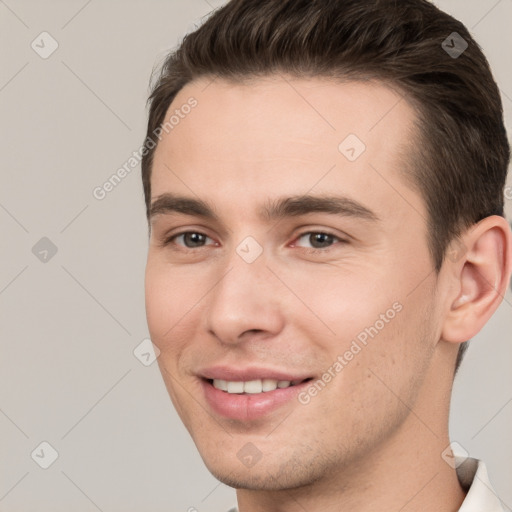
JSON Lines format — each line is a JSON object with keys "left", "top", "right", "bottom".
{"left": 145, "top": 76, "right": 443, "bottom": 490}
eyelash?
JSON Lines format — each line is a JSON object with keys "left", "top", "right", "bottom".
{"left": 162, "top": 230, "right": 348, "bottom": 254}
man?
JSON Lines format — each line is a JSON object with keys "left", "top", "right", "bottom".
{"left": 141, "top": 0, "right": 512, "bottom": 510}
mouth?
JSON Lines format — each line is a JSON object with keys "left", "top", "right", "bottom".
{"left": 200, "top": 375, "right": 315, "bottom": 420}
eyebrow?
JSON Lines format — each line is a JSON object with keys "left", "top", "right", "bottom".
{"left": 149, "top": 193, "right": 380, "bottom": 224}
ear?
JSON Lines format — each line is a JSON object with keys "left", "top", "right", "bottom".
{"left": 441, "top": 215, "right": 512, "bottom": 344}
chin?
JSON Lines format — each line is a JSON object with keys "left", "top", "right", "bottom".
{"left": 197, "top": 442, "right": 328, "bottom": 492}
{"left": 207, "top": 465, "right": 310, "bottom": 491}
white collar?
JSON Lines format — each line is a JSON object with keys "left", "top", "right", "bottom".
{"left": 456, "top": 457, "right": 505, "bottom": 511}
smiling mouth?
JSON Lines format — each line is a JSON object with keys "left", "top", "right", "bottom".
{"left": 206, "top": 377, "right": 313, "bottom": 394}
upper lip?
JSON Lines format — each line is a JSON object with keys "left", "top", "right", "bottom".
{"left": 198, "top": 366, "right": 312, "bottom": 382}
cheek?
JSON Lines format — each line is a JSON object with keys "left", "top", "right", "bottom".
{"left": 144, "top": 267, "right": 172, "bottom": 342}
{"left": 144, "top": 259, "right": 202, "bottom": 344}
{"left": 290, "top": 263, "right": 435, "bottom": 392}
{"left": 338, "top": 290, "right": 436, "bottom": 412}
{"left": 312, "top": 305, "right": 434, "bottom": 450}
{"left": 284, "top": 264, "right": 404, "bottom": 344}
{"left": 145, "top": 262, "right": 204, "bottom": 421}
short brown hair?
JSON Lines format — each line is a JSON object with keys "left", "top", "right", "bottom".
{"left": 141, "top": 0, "right": 510, "bottom": 374}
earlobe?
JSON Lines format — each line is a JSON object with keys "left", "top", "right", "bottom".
{"left": 442, "top": 215, "right": 512, "bottom": 344}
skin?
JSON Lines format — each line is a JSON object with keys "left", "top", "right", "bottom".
{"left": 144, "top": 75, "right": 512, "bottom": 512}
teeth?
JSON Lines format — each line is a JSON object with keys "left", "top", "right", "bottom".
{"left": 262, "top": 378, "right": 278, "bottom": 392}
{"left": 227, "top": 381, "right": 244, "bottom": 393}
{"left": 212, "top": 378, "right": 296, "bottom": 394}
{"left": 214, "top": 379, "right": 227, "bottom": 391}
{"left": 244, "top": 380, "right": 263, "bottom": 394}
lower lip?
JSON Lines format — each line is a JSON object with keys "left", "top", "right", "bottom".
{"left": 201, "top": 379, "right": 311, "bottom": 421}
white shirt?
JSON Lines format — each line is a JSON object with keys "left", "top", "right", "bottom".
{"left": 226, "top": 457, "right": 505, "bottom": 511}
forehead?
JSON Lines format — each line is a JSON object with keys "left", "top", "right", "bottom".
{"left": 150, "top": 75, "right": 425, "bottom": 224}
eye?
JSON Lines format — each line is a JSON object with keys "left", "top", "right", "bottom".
{"left": 293, "top": 231, "right": 347, "bottom": 251}
{"left": 162, "top": 230, "right": 347, "bottom": 252}
{"left": 165, "top": 231, "right": 216, "bottom": 249}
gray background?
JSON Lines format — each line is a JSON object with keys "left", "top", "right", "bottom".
{"left": 0, "top": 1, "right": 511, "bottom": 511}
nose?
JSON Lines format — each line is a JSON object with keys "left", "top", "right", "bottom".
{"left": 204, "top": 245, "right": 285, "bottom": 346}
